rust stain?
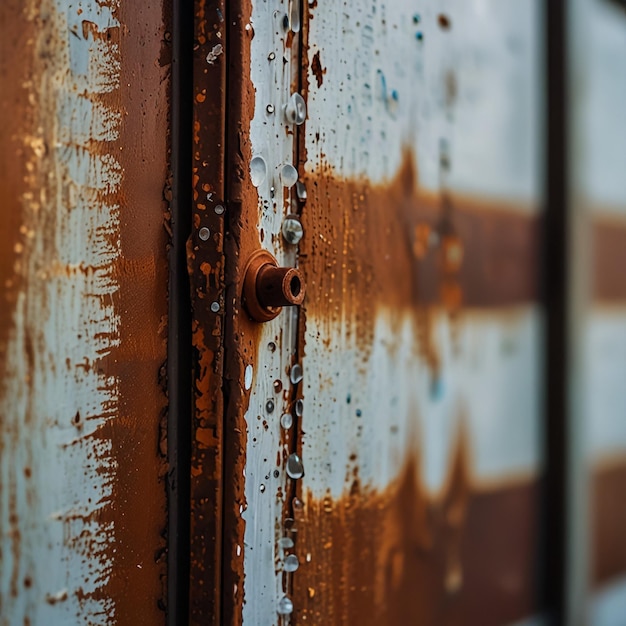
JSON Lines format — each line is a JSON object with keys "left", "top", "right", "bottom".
{"left": 188, "top": 0, "right": 230, "bottom": 623}
{"left": 292, "top": 427, "right": 541, "bottom": 625}
{"left": 300, "top": 151, "right": 540, "bottom": 362}
{"left": 310, "top": 51, "right": 326, "bottom": 88}
{"left": 592, "top": 215, "right": 626, "bottom": 302}
{"left": 591, "top": 455, "right": 626, "bottom": 586}
{"left": 98, "top": 0, "right": 170, "bottom": 619}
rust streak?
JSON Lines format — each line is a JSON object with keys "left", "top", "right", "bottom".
{"left": 293, "top": 428, "right": 541, "bottom": 625}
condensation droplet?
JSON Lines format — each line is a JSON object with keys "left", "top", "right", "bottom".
{"left": 266, "top": 104, "right": 275, "bottom": 114}
{"left": 296, "top": 180, "right": 307, "bottom": 201}
{"left": 290, "top": 363, "right": 303, "bottom": 384}
{"left": 282, "top": 216, "right": 304, "bottom": 245}
{"left": 277, "top": 595, "right": 294, "bottom": 616}
{"left": 280, "top": 413, "right": 293, "bottom": 429}
{"left": 210, "top": 301, "right": 220, "bottom": 313}
{"left": 273, "top": 379, "right": 283, "bottom": 393}
{"left": 278, "top": 536, "right": 294, "bottom": 549}
{"left": 266, "top": 399, "right": 275, "bottom": 414}
{"left": 286, "top": 453, "right": 304, "bottom": 479}
{"left": 290, "top": 0, "right": 301, "bottom": 32}
{"left": 199, "top": 227, "right": 210, "bottom": 241}
{"left": 250, "top": 156, "right": 267, "bottom": 187}
{"left": 293, "top": 497, "right": 304, "bottom": 511}
{"left": 268, "top": 51, "right": 276, "bottom": 61}
{"left": 284, "top": 93, "right": 306, "bottom": 125}
{"left": 214, "top": 204, "right": 225, "bottom": 215}
{"left": 284, "top": 517, "right": 296, "bottom": 531}
{"left": 268, "top": 341, "right": 277, "bottom": 352}
{"left": 280, "top": 163, "right": 298, "bottom": 188}
{"left": 244, "top": 365, "right": 253, "bottom": 390}
{"left": 284, "top": 554, "right": 300, "bottom": 573}
{"left": 259, "top": 484, "right": 266, "bottom": 493}
{"left": 294, "top": 399, "right": 304, "bottom": 417}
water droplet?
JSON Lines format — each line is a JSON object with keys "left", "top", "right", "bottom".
{"left": 214, "top": 204, "right": 225, "bottom": 215}
{"left": 280, "top": 163, "right": 298, "bottom": 188}
{"left": 270, "top": 186, "right": 276, "bottom": 198}
{"left": 259, "top": 484, "right": 266, "bottom": 493}
{"left": 273, "top": 469, "right": 280, "bottom": 478}
{"left": 266, "top": 104, "right": 275, "bottom": 114}
{"left": 296, "top": 180, "right": 307, "bottom": 201}
{"left": 277, "top": 595, "right": 294, "bottom": 615}
{"left": 290, "top": 0, "right": 301, "bottom": 32}
{"left": 290, "top": 363, "right": 303, "bottom": 384}
{"left": 273, "top": 379, "right": 283, "bottom": 393}
{"left": 244, "top": 365, "right": 253, "bottom": 390}
{"left": 286, "top": 453, "right": 304, "bottom": 479}
{"left": 211, "top": 301, "right": 220, "bottom": 313}
{"left": 266, "top": 399, "right": 275, "bottom": 414}
{"left": 281, "top": 13, "right": 290, "bottom": 30}
{"left": 268, "top": 341, "right": 277, "bottom": 352}
{"left": 282, "top": 216, "right": 304, "bottom": 245}
{"left": 295, "top": 399, "right": 304, "bottom": 417}
{"left": 323, "top": 495, "right": 333, "bottom": 513}
{"left": 284, "top": 517, "right": 296, "bottom": 531}
{"left": 280, "top": 413, "right": 293, "bottom": 429}
{"left": 199, "top": 227, "right": 210, "bottom": 241}
{"left": 268, "top": 51, "right": 276, "bottom": 61}
{"left": 284, "top": 554, "right": 300, "bottom": 572}
{"left": 250, "top": 156, "right": 267, "bottom": 187}
{"left": 293, "top": 497, "right": 304, "bottom": 511}
{"left": 355, "top": 409, "right": 362, "bottom": 417}
{"left": 278, "top": 536, "right": 294, "bottom": 549}
{"left": 284, "top": 93, "right": 307, "bottom": 125}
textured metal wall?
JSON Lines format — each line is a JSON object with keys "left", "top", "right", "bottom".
{"left": 0, "top": 1, "right": 170, "bottom": 623}
{"left": 216, "top": 1, "right": 546, "bottom": 624}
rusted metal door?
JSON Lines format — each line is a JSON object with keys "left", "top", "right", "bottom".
{"left": 188, "top": 1, "right": 548, "bottom": 624}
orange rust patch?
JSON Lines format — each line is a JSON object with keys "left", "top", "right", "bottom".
{"left": 592, "top": 216, "right": 626, "bottom": 302}
{"left": 300, "top": 151, "right": 540, "bottom": 361}
{"left": 292, "top": 431, "right": 541, "bottom": 625}
{"left": 311, "top": 51, "right": 326, "bottom": 88}
{"left": 591, "top": 456, "right": 626, "bottom": 586}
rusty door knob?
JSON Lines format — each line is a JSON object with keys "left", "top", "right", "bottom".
{"left": 243, "top": 250, "right": 305, "bottom": 322}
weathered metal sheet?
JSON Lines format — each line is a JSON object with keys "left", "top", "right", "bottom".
{"left": 569, "top": 0, "right": 626, "bottom": 621}
{"left": 187, "top": 1, "right": 228, "bottom": 622}
{"left": 227, "top": 0, "right": 546, "bottom": 624}
{"left": 0, "top": 1, "right": 169, "bottom": 623}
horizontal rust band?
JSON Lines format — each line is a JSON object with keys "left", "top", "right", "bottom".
{"left": 592, "top": 457, "right": 626, "bottom": 586}
{"left": 592, "top": 218, "right": 626, "bottom": 303}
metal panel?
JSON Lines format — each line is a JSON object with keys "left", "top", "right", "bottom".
{"left": 568, "top": 0, "right": 626, "bottom": 622}
{"left": 0, "top": 1, "right": 169, "bottom": 623}
{"left": 225, "top": 0, "right": 546, "bottom": 624}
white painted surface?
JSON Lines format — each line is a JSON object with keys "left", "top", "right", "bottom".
{"left": 303, "top": 307, "right": 543, "bottom": 498}
{"left": 587, "top": 308, "right": 626, "bottom": 457}
{"left": 0, "top": 0, "right": 121, "bottom": 623}
{"left": 591, "top": 575, "right": 626, "bottom": 626}
{"left": 305, "top": 0, "right": 543, "bottom": 204}
{"left": 242, "top": 1, "right": 302, "bottom": 623}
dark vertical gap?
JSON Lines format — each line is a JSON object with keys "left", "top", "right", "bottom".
{"left": 168, "top": 0, "right": 193, "bottom": 622}
{"left": 543, "top": 0, "right": 569, "bottom": 622}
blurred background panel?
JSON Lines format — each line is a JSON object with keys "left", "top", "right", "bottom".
{"left": 569, "top": 0, "right": 626, "bottom": 623}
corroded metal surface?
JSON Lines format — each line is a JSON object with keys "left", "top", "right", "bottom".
{"left": 0, "top": 1, "right": 169, "bottom": 623}
{"left": 188, "top": 1, "right": 227, "bottom": 623}
{"left": 226, "top": 0, "right": 546, "bottom": 624}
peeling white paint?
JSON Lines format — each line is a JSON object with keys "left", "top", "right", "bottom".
{"left": 0, "top": 1, "right": 121, "bottom": 623}
{"left": 242, "top": 1, "right": 302, "bottom": 624}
